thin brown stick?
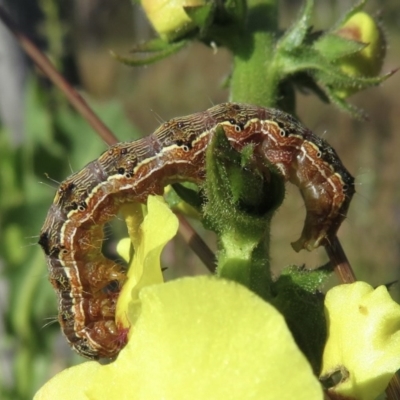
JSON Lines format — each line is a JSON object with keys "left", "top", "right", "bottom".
{"left": 177, "top": 215, "right": 216, "bottom": 273}
{"left": 324, "top": 236, "right": 357, "bottom": 283}
{"left": 386, "top": 373, "right": 400, "bottom": 400}
{"left": 0, "top": 6, "right": 119, "bottom": 146}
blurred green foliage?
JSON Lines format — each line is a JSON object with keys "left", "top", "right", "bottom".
{"left": 0, "top": 76, "right": 141, "bottom": 399}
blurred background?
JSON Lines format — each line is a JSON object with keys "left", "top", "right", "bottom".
{"left": 0, "top": 0, "right": 399, "bottom": 398}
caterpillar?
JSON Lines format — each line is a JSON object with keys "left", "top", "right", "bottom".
{"left": 38, "top": 102, "right": 355, "bottom": 359}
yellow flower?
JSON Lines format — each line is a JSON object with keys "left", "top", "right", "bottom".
{"left": 320, "top": 282, "right": 400, "bottom": 400}
{"left": 34, "top": 196, "right": 322, "bottom": 400}
{"left": 35, "top": 276, "right": 322, "bottom": 400}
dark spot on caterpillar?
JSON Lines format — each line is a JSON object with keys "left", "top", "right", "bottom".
{"left": 103, "top": 280, "right": 120, "bottom": 294}
{"left": 176, "top": 139, "right": 192, "bottom": 152}
{"left": 58, "top": 182, "right": 75, "bottom": 196}
{"left": 66, "top": 199, "right": 88, "bottom": 212}
{"left": 228, "top": 118, "right": 243, "bottom": 132}
{"left": 276, "top": 120, "right": 289, "bottom": 137}
{"left": 342, "top": 181, "right": 355, "bottom": 196}
{"left": 120, "top": 148, "right": 127, "bottom": 155}
{"left": 286, "top": 127, "right": 297, "bottom": 135}
{"left": 38, "top": 232, "right": 50, "bottom": 255}
{"left": 78, "top": 201, "right": 87, "bottom": 211}
{"left": 276, "top": 121, "right": 285, "bottom": 130}
{"left": 118, "top": 167, "right": 125, "bottom": 175}
{"left": 177, "top": 121, "right": 184, "bottom": 129}
{"left": 49, "top": 246, "right": 60, "bottom": 258}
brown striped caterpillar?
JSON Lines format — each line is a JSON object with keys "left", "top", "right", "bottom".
{"left": 38, "top": 102, "right": 354, "bottom": 359}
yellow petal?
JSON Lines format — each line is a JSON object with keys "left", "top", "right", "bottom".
{"left": 34, "top": 362, "right": 101, "bottom": 400}
{"left": 116, "top": 196, "right": 179, "bottom": 328}
{"left": 321, "top": 282, "right": 400, "bottom": 400}
{"left": 35, "top": 277, "right": 323, "bottom": 400}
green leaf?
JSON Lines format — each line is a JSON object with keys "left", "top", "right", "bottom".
{"left": 280, "top": 47, "right": 338, "bottom": 75}
{"left": 280, "top": 47, "right": 393, "bottom": 118}
{"left": 203, "top": 126, "right": 285, "bottom": 298}
{"left": 25, "top": 77, "right": 64, "bottom": 158}
{"left": 203, "top": 126, "right": 280, "bottom": 235}
{"left": 170, "top": 183, "right": 203, "bottom": 212}
{"left": 316, "top": 66, "right": 393, "bottom": 87}
{"left": 110, "top": 40, "right": 188, "bottom": 66}
{"left": 278, "top": 264, "right": 331, "bottom": 292}
{"left": 130, "top": 38, "right": 182, "bottom": 53}
{"left": 184, "top": 3, "right": 215, "bottom": 33}
{"left": 323, "top": 88, "right": 368, "bottom": 120}
{"left": 0, "top": 132, "right": 21, "bottom": 209}
{"left": 279, "top": 0, "right": 314, "bottom": 51}
{"left": 272, "top": 264, "right": 331, "bottom": 373}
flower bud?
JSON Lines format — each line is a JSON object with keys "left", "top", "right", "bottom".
{"left": 334, "top": 11, "right": 386, "bottom": 97}
{"left": 141, "top": 0, "right": 206, "bottom": 41}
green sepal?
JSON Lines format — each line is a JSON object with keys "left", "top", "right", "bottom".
{"left": 203, "top": 125, "right": 285, "bottom": 299}
{"left": 320, "top": 69, "right": 394, "bottom": 119}
{"left": 323, "top": 88, "right": 368, "bottom": 120}
{"left": 288, "top": 73, "right": 330, "bottom": 104}
{"left": 313, "top": 34, "right": 367, "bottom": 61}
{"left": 271, "top": 264, "right": 331, "bottom": 373}
{"left": 279, "top": 0, "right": 314, "bottom": 51}
{"left": 281, "top": 46, "right": 390, "bottom": 88}
{"left": 110, "top": 39, "right": 187, "bottom": 67}
{"left": 280, "top": 46, "right": 392, "bottom": 119}
{"left": 184, "top": 3, "right": 215, "bottom": 35}
{"left": 332, "top": 0, "right": 367, "bottom": 30}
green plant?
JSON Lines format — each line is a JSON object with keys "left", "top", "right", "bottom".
{"left": 1, "top": 1, "right": 398, "bottom": 399}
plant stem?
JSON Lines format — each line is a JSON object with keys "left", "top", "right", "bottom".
{"left": 229, "top": 0, "right": 279, "bottom": 107}
{"left": 217, "top": 0, "right": 280, "bottom": 296}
